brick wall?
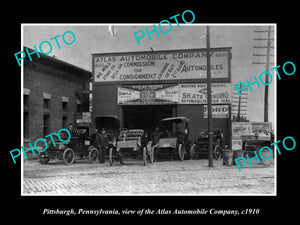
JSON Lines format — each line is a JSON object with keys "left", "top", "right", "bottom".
{"left": 24, "top": 60, "right": 89, "bottom": 143}
{"left": 92, "top": 84, "right": 122, "bottom": 127}
{"left": 179, "top": 104, "right": 230, "bottom": 145}
{"left": 92, "top": 84, "right": 230, "bottom": 146}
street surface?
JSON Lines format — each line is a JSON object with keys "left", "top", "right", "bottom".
{"left": 23, "top": 158, "right": 275, "bottom": 195}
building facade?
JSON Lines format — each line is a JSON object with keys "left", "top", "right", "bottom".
{"left": 23, "top": 47, "right": 91, "bottom": 144}
{"left": 92, "top": 48, "right": 232, "bottom": 146}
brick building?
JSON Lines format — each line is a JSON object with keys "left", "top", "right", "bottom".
{"left": 23, "top": 47, "right": 91, "bottom": 143}
{"left": 92, "top": 48, "right": 232, "bottom": 145}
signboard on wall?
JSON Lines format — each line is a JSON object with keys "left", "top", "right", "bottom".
{"left": 232, "top": 122, "right": 272, "bottom": 140}
{"left": 251, "top": 122, "right": 272, "bottom": 140}
{"left": 232, "top": 122, "right": 252, "bottom": 139}
{"left": 117, "top": 84, "right": 179, "bottom": 105}
{"left": 204, "top": 105, "right": 229, "bottom": 118}
{"left": 179, "top": 83, "right": 231, "bottom": 104}
{"left": 117, "top": 83, "right": 231, "bottom": 105}
{"left": 93, "top": 48, "right": 231, "bottom": 82}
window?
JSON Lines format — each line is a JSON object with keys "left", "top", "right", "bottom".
{"left": 43, "top": 114, "right": 50, "bottom": 136}
{"left": 76, "top": 99, "right": 82, "bottom": 112}
{"left": 24, "top": 112, "right": 29, "bottom": 139}
{"left": 23, "top": 89, "right": 30, "bottom": 110}
{"left": 43, "top": 98, "right": 50, "bottom": 109}
{"left": 43, "top": 93, "right": 51, "bottom": 110}
{"left": 76, "top": 104, "right": 81, "bottom": 112}
{"left": 24, "top": 94, "right": 29, "bottom": 109}
{"left": 62, "top": 101, "right": 68, "bottom": 112}
{"left": 62, "top": 116, "right": 68, "bottom": 128}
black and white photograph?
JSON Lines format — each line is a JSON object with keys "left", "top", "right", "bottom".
{"left": 21, "top": 24, "right": 276, "bottom": 195}
{"left": 3, "top": 6, "right": 298, "bottom": 220}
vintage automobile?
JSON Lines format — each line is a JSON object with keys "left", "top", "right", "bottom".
{"left": 153, "top": 116, "right": 190, "bottom": 161}
{"left": 38, "top": 126, "right": 98, "bottom": 165}
{"left": 189, "top": 128, "right": 223, "bottom": 160}
{"left": 115, "top": 128, "right": 148, "bottom": 166}
{"left": 94, "top": 115, "right": 151, "bottom": 166}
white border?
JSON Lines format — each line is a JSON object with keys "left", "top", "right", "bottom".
{"left": 21, "top": 23, "right": 277, "bottom": 197}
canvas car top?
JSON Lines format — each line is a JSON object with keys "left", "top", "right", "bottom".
{"left": 159, "top": 116, "right": 190, "bottom": 124}
{"left": 94, "top": 115, "right": 120, "bottom": 134}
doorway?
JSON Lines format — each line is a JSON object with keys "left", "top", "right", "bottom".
{"left": 122, "top": 105, "right": 176, "bottom": 132}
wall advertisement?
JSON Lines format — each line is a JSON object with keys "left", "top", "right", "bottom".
{"left": 117, "top": 84, "right": 179, "bottom": 105}
{"left": 94, "top": 48, "right": 230, "bottom": 82}
{"left": 179, "top": 83, "right": 231, "bottom": 104}
{"left": 232, "top": 122, "right": 272, "bottom": 140}
{"left": 118, "top": 83, "right": 231, "bottom": 105}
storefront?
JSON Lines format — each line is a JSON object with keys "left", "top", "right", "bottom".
{"left": 92, "top": 47, "right": 232, "bottom": 145}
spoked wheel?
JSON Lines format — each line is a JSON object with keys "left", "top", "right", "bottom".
{"left": 178, "top": 143, "right": 184, "bottom": 161}
{"left": 119, "top": 156, "right": 124, "bottom": 165}
{"left": 38, "top": 152, "right": 50, "bottom": 164}
{"left": 213, "top": 145, "right": 222, "bottom": 160}
{"left": 109, "top": 147, "right": 113, "bottom": 166}
{"left": 190, "top": 144, "right": 196, "bottom": 160}
{"left": 148, "top": 144, "right": 154, "bottom": 163}
{"left": 88, "top": 147, "right": 98, "bottom": 164}
{"left": 143, "top": 146, "right": 147, "bottom": 166}
{"left": 63, "top": 148, "right": 75, "bottom": 165}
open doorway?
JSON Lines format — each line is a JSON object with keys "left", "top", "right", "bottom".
{"left": 122, "top": 105, "right": 176, "bottom": 132}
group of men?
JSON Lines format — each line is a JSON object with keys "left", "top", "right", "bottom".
{"left": 67, "top": 123, "right": 189, "bottom": 163}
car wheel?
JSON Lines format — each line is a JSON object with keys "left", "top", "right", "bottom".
{"left": 63, "top": 148, "right": 75, "bottom": 165}
{"left": 149, "top": 145, "right": 154, "bottom": 163}
{"left": 143, "top": 146, "right": 147, "bottom": 166}
{"left": 39, "top": 152, "right": 50, "bottom": 164}
{"left": 190, "top": 144, "right": 196, "bottom": 160}
{"left": 88, "top": 147, "right": 98, "bottom": 164}
{"left": 109, "top": 147, "right": 113, "bottom": 166}
{"left": 178, "top": 143, "right": 184, "bottom": 161}
{"left": 213, "top": 145, "right": 222, "bottom": 160}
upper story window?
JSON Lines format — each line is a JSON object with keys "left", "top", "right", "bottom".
{"left": 62, "top": 96, "right": 69, "bottom": 112}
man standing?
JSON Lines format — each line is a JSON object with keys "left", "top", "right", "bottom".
{"left": 151, "top": 126, "right": 161, "bottom": 147}
{"left": 96, "top": 128, "right": 109, "bottom": 163}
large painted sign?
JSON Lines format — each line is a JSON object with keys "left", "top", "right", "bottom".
{"left": 93, "top": 48, "right": 231, "bottom": 82}
{"left": 117, "top": 83, "right": 231, "bottom": 105}
{"left": 179, "top": 83, "right": 231, "bottom": 104}
{"left": 232, "top": 122, "right": 272, "bottom": 141}
{"left": 117, "top": 84, "right": 179, "bottom": 105}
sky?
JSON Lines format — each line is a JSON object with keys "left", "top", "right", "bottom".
{"left": 23, "top": 24, "right": 275, "bottom": 124}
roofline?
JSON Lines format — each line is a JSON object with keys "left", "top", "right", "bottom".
{"left": 24, "top": 46, "right": 91, "bottom": 78}
{"left": 91, "top": 47, "right": 232, "bottom": 57}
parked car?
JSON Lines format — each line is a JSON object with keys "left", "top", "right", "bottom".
{"left": 116, "top": 128, "right": 148, "bottom": 166}
{"left": 189, "top": 128, "right": 223, "bottom": 160}
{"left": 94, "top": 115, "right": 150, "bottom": 166}
{"left": 38, "top": 126, "right": 98, "bottom": 165}
{"left": 153, "top": 116, "right": 190, "bottom": 161}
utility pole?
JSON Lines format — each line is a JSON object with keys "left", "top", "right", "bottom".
{"left": 206, "top": 26, "right": 213, "bottom": 167}
{"left": 237, "top": 84, "right": 242, "bottom": 122}
{"left": 232, "top": 85, "right": 249, "bottom": 121}
{"left": 253, "top": 26, "right": 274, "bottom": 122}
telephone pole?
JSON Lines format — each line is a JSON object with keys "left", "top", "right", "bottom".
{"left": 253, "top": 26, "right": 274, "bottom": 122}
{"left": 206, "top": 26, "right": 213, "bottom": 167}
